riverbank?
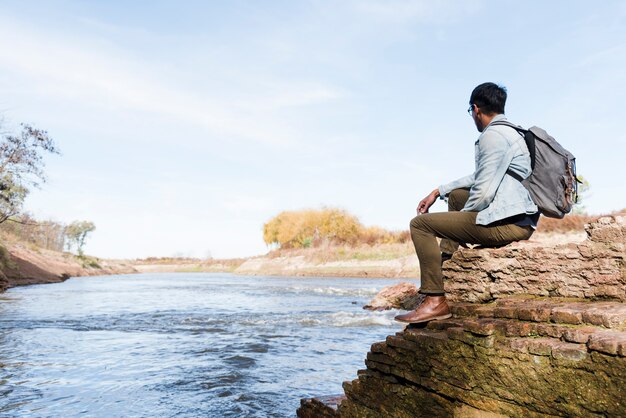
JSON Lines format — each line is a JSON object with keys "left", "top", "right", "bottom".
{"left": 132, "top": 231, "right": 587, "bottom": 278}
{"left": 0, "top": 231, "right": 589, "bottom": 293}
{"left": 131, "top": 243, "right": 419, "bottom": 278}
{"left": 0, "top": 213, "right": 598, "bottom": 291}
{"left": 0, "top": 240, "right": 136, "bottom": 292}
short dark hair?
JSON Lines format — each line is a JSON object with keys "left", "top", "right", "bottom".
{"left": 470, "top": 82, "right": 507, "bottom": 115}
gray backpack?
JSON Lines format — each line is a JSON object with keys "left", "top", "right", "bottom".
{"left": 492, "top": 121, "right": 579, "bottom": 219}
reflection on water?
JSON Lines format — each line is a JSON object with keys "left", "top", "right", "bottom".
{"left": 0, "top": 273, "right": 409, "bottom": 417}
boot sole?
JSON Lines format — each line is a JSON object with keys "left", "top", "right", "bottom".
{"left": 394, "top": 313, "right": 452, "bottom": 324}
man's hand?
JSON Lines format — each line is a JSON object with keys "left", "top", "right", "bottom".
{"left": 417, "top": 188, "right": 441, "bottom": 214}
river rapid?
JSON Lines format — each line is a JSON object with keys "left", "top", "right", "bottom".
{"left": 0, "top": 273, "right": 411, "bottom": 417}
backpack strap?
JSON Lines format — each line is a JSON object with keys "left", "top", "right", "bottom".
{"left": 506, "top": 169, "right": 525, "bottom": 182}
{"left": 490, "top": 120, "right": 527, "bottom": 132}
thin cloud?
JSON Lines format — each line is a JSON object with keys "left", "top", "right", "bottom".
{"left": 351, "top": 0, "right": 484, "bottom": 24}
{"left": 0, "top": 14, "right": 344, "bottom": 147}
{"left": 574, "top": 44, "right": 626, "bottom": 68}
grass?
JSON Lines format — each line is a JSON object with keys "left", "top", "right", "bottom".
{"left": 132, "top": 257, "right": 246, "bottom": 272}
{"left": 268, "top": 242, "right": 414, "bottom": 263}
{"left": 79, "top": 255, "right": 102, "bottom": 269}
{"left": 0, "top": 244, "right": 17, "bottom": 270}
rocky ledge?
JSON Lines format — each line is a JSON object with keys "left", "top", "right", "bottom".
{"left": 298, "top": 216, "right": 626, "bottom": 417}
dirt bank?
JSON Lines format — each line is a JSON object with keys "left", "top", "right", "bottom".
{"left": 0, "top": 241, "right": 137, "bottom": 292}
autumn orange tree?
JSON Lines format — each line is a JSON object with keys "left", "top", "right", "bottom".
{"left": 263, "top": 208, "right": 362, "bottom": 248}
{"left": 263, "top": 208, "right": 410, "bottom": 249}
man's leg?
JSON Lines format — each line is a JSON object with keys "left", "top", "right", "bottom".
{"left": 412, "top": 211, "right": 532, "bottom": 293}
{"left": 439, "top": 188, "right": 470, "bottom": 256}
{"left": 395, "top": 211, "right": 533, "bottom": 323}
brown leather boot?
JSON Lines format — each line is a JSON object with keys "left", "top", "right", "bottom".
{"left": 394, "top": 295, "right": 451, "bottom": 324}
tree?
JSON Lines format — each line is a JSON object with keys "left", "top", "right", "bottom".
{"left": 573, "top": 175, "right": 591, "bottom": 214}
{"left": 0, "top": 123, "right": 60, "bottom": 223}
{"left": 263, "top": 208, "right": 362, "bottom": 248}
{"left": 65, "top": 221, "right": 96, "bottom": 256}
{"left": 0, "top": 212, "right": 66, "bottom": 251}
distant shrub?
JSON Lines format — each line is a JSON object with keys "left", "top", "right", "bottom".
{"left": 537, "top": 213, "right": 593, "bottom": 233}
{"left": 263, "top": 208, "right": 411, "bottom": 249}
{"left": 263, "top": 208, "right": 362, "bottom": 249}
{"left": 360, "top": 226, "right": 410, "bottom": 245}
{"left": 80, "top": 256, "right": 101, "bottom": 269}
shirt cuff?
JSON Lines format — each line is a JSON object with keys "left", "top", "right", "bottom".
{"left": 438, "top": 185, "right": 448, "bottom": 200}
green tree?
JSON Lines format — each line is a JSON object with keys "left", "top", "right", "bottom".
{"left": 65, "top": 221, "right": 96, "bottom": 256}
{"left": 574, "top": 175, "right": 591, "bottom": 214}
{"left": 0, "top": 123, "right": 59, "bottom": 223}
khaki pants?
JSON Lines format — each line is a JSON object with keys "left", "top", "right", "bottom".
{"left": 410, "top": 188, "right": 533, "bottom": 294}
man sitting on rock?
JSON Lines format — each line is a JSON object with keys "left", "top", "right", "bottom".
{"left": 395, "top": 82, "right": 539, "bottom": 324}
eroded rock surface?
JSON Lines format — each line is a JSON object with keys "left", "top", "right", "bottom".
{"left": 363, "top": 281, "right": 420, "bottom": 311}
{"left": 299, "top": 298, "right": 626, "bottom": 417}
{"left": 445, "top": 216, "right": 625, "bottom": 303}
{"left": 298, "top": 217, "right": 626, "bottom": 417}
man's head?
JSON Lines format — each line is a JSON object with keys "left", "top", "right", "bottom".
{"left": 468, "top": 82, "right": 507, "bottom": 132}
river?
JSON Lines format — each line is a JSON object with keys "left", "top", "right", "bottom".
{"left": 0, "top": 273, "right": 411, "bottom": 417}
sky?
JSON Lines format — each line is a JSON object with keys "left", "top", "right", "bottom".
{"left": 0, "top": 0, "right": 624, "bottom": 259}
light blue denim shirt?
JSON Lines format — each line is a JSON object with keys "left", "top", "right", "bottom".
{"left": 438, "top": 114, "right": 538, "bottom": 225}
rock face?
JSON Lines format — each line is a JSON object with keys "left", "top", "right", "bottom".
{"left": 298, "top": 216, "right": 626, "bottom": 417}
{"left": 445, "top": 216, "right": 626, "bottom": 303}
{"left": 363, "top": 282, "right": 420, "bottom": 311}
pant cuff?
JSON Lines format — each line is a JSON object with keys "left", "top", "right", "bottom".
{"left": 419, "top": 290, "right": 446, "bottom": 296}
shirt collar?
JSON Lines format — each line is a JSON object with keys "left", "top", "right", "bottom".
{"left": 486, "top": 114, "right": 507, "bottom": 128}
{"left": 475, "top": 114, "right": 507, "bottom": 145}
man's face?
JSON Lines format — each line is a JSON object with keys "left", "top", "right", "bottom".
{"left": 469, "top": 104, "right": 484, "bottom": 132}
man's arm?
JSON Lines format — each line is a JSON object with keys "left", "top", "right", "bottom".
{"left": 418, "top": 173, "right": 475, "bottom": 214}
{"left": 416, "top": 188, "right": 440, "bottom": 214}
{"left": 438, "top": 174, "right": 475, "bottom": 200}
{"left": 462, "top": 130, "right": 513, "bottom": 212}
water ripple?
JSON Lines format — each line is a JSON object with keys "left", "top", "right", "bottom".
{"left": 0, "top": 273, "right": 406, "bottom": 417}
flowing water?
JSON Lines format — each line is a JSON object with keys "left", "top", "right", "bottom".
{"left": 0, "top": 273, "right": 412, "bottom": 417}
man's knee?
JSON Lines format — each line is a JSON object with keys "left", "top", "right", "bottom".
{"left": 410, "top": 215, "right": 421, "bottom": 231}
{"left": 448, "top": 188, "right": 469, "bottom": 211}
{"left": 410, "top": 214, "right": 428, "bottom": 233}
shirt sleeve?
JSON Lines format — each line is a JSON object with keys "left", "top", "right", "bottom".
{"left": 461, "top": 130, "right": 513, "bottom": 212}
{"left": 438, "top": 174, "right": 474, "bottom": 199}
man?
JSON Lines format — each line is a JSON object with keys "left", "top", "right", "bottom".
{"left": 395, "top": 82, "right": 539, "bottom": 324}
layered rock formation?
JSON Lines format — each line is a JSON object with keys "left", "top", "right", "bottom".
{"left": 297, "top": 216, "right": 626, "bottom": 417}
{"left": 444, "top": 216, "right": 625, "bottom": 303}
